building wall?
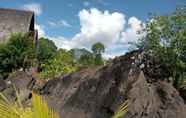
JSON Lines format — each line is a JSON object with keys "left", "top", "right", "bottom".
{"left": 0, "top": 8, "right": 35, "bottom": 43}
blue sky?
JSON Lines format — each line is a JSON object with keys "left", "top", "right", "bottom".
{"left": 0, "top": 0, "right": 185, "bottom": 58}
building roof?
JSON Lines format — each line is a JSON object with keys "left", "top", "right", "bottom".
{"left": 0, "top": 8, "right": 35, "bottom": 43}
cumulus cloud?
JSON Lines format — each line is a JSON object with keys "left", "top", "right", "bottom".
{"left": 48, "top": 36, "right": 72, "bottom": 50}
{"left": 48, "top": 20, "right": 71, "bottom": 28}
{"left": 48, "top": 8, "right": 144, "bottom": 58}
{"left": 120, "top": 17, "right": 145, "bottom": 45}
{"left": 22, "top": 3, "right": 42, "bottom": 15}
{"left": 71, "top": 8, "right": 125, "bottom": 48}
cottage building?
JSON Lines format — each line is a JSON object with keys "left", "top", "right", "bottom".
{"left": 0, "top": 8, "right": 38, "bottom": 43}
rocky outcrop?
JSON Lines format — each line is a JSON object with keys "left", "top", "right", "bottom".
{"left": 0, "top": 71, "right": 35, "bottom": 104}
{"left": 179, "top": 82, "right": 186, "bottom": 103}
{"left": 0, "top": 79, "right": 6, "bottom": 91}
{"left": 38, "top": 50, "right": 186, "bottom": 118}
{"left": 0, "top": 50, "right": 185, "bottom": 118}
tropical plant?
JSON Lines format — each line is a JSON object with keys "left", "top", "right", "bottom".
{"left": 0, "top": 33, "right": 36, "bottom": 78}
{"left": 40, "top": 49, "right": 77, "bottom": 79}
{"left": 112, "top": 101, "right": 128, "bottom": 118}
{"left": 0, "top": 92, "right": 59, "bottom": 118}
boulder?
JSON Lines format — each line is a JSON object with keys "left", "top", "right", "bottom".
{"left": 4, "top": 71, "right": 35, "bottom": 104}
{"left": 0, "top": 79, "right": 6, "bottom": 91}
{"left": 39, "top": 50, "right": 186, "bottom": 118}
{"left": 179, "top": 82, "right": 186, "bottom": 103}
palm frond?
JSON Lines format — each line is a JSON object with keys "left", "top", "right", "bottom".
{"left": 0, "top": 91, "right": 59, "bottom": 118}
{"left": 32, "top": 92, "right": 60, "bottom": 118}
{"left": 112, "top": 101, "right": 128, "bottom": 118}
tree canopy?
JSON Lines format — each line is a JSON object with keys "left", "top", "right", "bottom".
{"left": 91, "top": 42, "right": 105, "bottom": 55}
{"left": 40, "top": 49, "right": 77, "bottom": 79}
{"left": 37, "top": 37, "right": 57, "bottom": 65}
{"left": 0, "top": 33, "right": 36, "bottom": 78}
{"left": 91, "top": 42, "right": 105, "bottom": 65}
{"left": 136, "top": 6, "right": 186, "bottom": 88}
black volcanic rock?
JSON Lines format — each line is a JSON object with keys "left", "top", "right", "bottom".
{"left": 0, "top": 79, "right": 6, "bottom": 91}
{"left": 39, "top": 50, "right": 186, "bottom": 118}
{"left": 1, "top": 71, "right": 35, "bottom": 104}
{"left": 1, "top": 51, "right": 185, "bottom": 118}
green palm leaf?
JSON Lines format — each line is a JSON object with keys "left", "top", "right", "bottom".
{"left": 0, "top": 91, "right": 59, "bottom": 118}
{"left": 112, "top": 101, "right": 128, "bottom": 118}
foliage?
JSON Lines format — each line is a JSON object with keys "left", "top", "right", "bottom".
{"left": 40, "top": 42, "right": 106, "bottom": 79}
{"left": 78, "top": 53, "right": 94, "bottom": 66}
{"left": 70, "top": 48, "right": 94, "bottom": 66}
{"left": 136, "top": 6, "right": 186, "bottom": 88}
{"left": 94, "top": 54, "right": 104, "bottom": 65}
{"left": 37, "top": 37, "right": 57, "bottom": 65}
{"left": 0, "top": 33, "right": 36, "bottom": 78}
{"left": 112, "top": 101, "right": 128, "bottom": 118}
{"left": 91, "top": 42, "right": 105, "bottom": 65}
{"left": 0, "top": 92, "right": 59, "bottom": 118}
{"left": 32, "top": 92, "right": 59, "bottom": 118}
{"left": 40, "top": 49, "right": 77, "bottom": 79}
{"left": 91, "top": 42, "right": 105, "bottom": 55}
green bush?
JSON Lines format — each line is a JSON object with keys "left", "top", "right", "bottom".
{"left": 37, "top": 37, "right": 57, "bottom": 66}
{"left": 40, "top": 49, "right": 77, "bottom": 79}
{"left": 136, "top": 6, "right": 186, "bottom": 88}
{"left": 0, "top": 33, "right": 36, "bottom": 78}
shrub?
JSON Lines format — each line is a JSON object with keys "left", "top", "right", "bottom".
{"left": 0, "top": 33, "right": 36, "bottom": 78}
{"left": 136, "top": 6, "right": 186, "bottom": 88}
{"left": 40, "top": 49, "right": 77, "bottom": 79}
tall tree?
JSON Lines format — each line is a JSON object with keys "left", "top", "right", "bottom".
{"left": 37, "top": 37, "right": 57, "bottom": 65}
{"left": 91, "top": 42, "right": 105, "bottom": 65}
{"left": 70, "top": 48, "right": 94, "bottom": 66}
{"left": 136, "top": 6, "right": 186, "bottom": 88}
{"left": 91, "top": 42, "right": 105, "bottom": 55}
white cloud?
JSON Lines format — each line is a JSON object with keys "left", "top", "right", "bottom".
{"left": 71, "top": 8, "right": 126, "bottom": 48}
{"left": 83, "top": 1, "right": 90, "bottom": 7}
{"left": 48, "top": 20, "right": 71, "bottom": 28}
{"left": 47, "top": 8, "right": 144, "bottom": 58}
{"left": 49, "top": 36, "right": 72, "bottom": 50}
{"left": 60, "top": 20, "right": 72, "bottom": 27}
{"left": 35, "top": 24, "right": 45, "bottom": 38}
{"left": 22, "top": 3, "right": 42, "bottom": 15}
{"left": 48, "top": 21, "right": 57, "bottom": 27}
{"left": 120, "top": 17, "right": 145, "bottom": 45}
